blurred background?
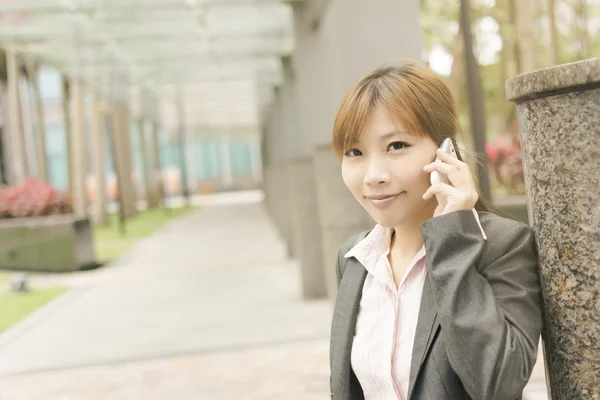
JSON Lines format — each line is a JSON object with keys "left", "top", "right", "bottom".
{"left": 0, "top": 0, "right": 597, "bottom": 399}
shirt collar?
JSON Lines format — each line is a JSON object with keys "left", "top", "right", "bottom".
{"left": 344, "top": 209, "right": 487, "bottom": 262}
{"left": 344, "top": 224, "right": 393, "bottom": 267}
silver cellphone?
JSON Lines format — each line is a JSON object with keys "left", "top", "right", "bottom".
{"left": 430, "top": 138, "right": 458, "bottom": 186}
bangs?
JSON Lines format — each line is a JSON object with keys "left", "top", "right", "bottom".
{"left": 332, "top": 66, "right": 428, "bottom": 158}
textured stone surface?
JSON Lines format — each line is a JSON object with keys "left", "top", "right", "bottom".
{"left": 509, "top": 60, "right": 600, "bottom": 399}
{"left": 506, "top": 57, "right": 600, "bottom": 103}
{"left": 313, "top": 144, "right": 373, "bottom": 298}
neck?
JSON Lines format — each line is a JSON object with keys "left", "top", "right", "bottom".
{"left": 391, "top": 199, "right": 436, "bottom": 256}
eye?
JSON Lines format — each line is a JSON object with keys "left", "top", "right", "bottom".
{"left": 344, "top": 148, "right": 363, "bottom": 157}
{"left": 388, "top": 141, "right": 410, "bottom": 151}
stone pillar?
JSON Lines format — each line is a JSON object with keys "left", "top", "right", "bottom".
{"left": 137, "top": 117, "right": 156, "bottom": 208}
{"left": 289, "top": 0, "right": 421, "bottom": 297}
{"left": 24, "top": 60, "right": 48, "bottom": 182}
{"left": 69, "top": 79, "right": 87, "bottom": 217}
{"left": 112, "top": 104, "right": 137, "bottom": 218}
{"left": 220, "top": 133, "right": 233, "bottom": 189}
{"left": 62, "top": 75, "right": 73, "bottom": 191}
{"left": 313, "top": 144, "right": 373, "bottom": 298}
{"left": 250, "top": 135, "right": 263, "bottom": 183}
{"left": 91, "top": 96, "right": 108, "bottom": 224}
{"left": 506, "top": 57, "right": 600, "bottom": 400}
{"left": 150, "top": 120, "right": 165, "bottom": 206}
{"left": 5, "top": 46, "right": 26, "bottom": 184}
{"left": 288, "top": 157, "right": 327, "bottom": 299}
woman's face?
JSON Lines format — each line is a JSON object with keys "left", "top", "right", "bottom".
{"left": 341, "top": 104, "right": 439, "bottom": 228}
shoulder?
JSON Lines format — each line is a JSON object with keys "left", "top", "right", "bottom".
{"left": 478, "top": 211, "right": 533, "bottom": 242}
{"left": 477, "top": 211, "right": 537, "bottom": 265}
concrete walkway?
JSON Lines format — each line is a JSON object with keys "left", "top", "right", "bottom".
{"left": 0, "top": 195, "right": 548, "bottom": 399}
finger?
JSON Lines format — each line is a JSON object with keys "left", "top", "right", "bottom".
{"left": 436, "top": 148, "right": 466, "bottom": 169}
{"left": 422, "top": 183, "right": 459, "bottom": 200}
{"left": 435, "top": 150, "right": 475, "bottom": 189}
{"left": 423, "top": 160, "right": 457, "bottom": 175}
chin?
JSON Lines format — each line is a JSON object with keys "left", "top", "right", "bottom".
{"left": 368, "top": 209, "right": 411, "bottom": 228}
{"left": 365, "top": 201, "right": 435, "bottom": 228}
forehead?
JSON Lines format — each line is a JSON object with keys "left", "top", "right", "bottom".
{"left": 353, "top": 107, "right": 414, "bottom": 142}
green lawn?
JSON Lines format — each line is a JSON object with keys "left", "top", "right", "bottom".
{"left": 94, "top": 206, "right": 195, "bottom": 261}
{"left": 0, "top": 288, "right": 66, "bottom": 332}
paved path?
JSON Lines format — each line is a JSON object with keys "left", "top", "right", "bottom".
{"left": 0, "top": 195, "right": 548, "bottom": 399}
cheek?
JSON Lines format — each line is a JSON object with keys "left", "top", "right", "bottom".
{"left": 341, "top": 163, "right": 361, "bottom": 194}
{"left": 392, "top": 158, "right": 431, "bottom": 190}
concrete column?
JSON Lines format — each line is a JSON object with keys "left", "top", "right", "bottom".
{"left": 137, "top": 117, "right": 156, "bottom": 208}
{"left": 24, "top": 60, "right": 48, "bottom": 182}
{"left": 5, "top": 46, "right": 26, "bottom": 184}
{"left": 262, "top": 96, "right": 294, "bottom": 249}
{"left": 288, "top": 0, "right": 421, "bottom": 297}
{"left": 91, "top": 96, "right": 108, "bottom": 224}
{"left": 150, "top": 120, "right": 165, "bottom": 206}
{"left": 69, "top": 79, "right": 87, "bottom": 217}
{"left": 250, "top": 135, "right": 263, "bottom": 183}
{"left": 111, "top": 104, "right": 137, "bottom": 218}
{"left": 220, "top": 132, "right": 233, "bottom": 188}
{"left": 0, "top": 81, "right": 10, "bottom": 184}
{"left": 185, "top": 131, "right": 197, "bottom": 194}
{"left": 175, "top": 94, "right": 189, "bottom": 200}
{"left": 313, "top": 144, "right": 373, "bottom": 298}
{"left": 62, "top": 75, "right": 73, "bottom": 191}
{"left": 288, "top": 157, "right": 327, "bottom": 299}
{"left": 506, "top": 57, "right": 600, "bottom": 400}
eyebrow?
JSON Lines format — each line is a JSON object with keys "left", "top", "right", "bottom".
{"left": 349, "top": 129, "right": 409, "bottom": 148}
{"left": 379, "top": 130, "right": 406, "bottom": 141}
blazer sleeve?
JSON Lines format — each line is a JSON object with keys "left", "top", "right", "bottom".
{"left": 420, "top": 210, "right": 543, "bottom": 400}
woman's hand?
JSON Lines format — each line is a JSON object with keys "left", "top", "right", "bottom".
{"left": 422, "top": 148, "right": 479, "bottom": 217}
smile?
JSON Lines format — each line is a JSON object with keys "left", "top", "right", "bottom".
{"left": 366, "top": 193, "right": 403, "bottom": 207}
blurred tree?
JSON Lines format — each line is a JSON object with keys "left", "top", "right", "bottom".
{"left": 460, "top": 0, "right": 492, "bottom": 201}
{"left": 421, "top": 0, "right": 599, "bottom": 196}
{"left": 575, "top": 0, "right": 590, "bottom": 58}
{"left": 515, "top": 0, "right": 538, "bottom": 73}
{"left": 548, "top": 0, "right": 561, "bottom": 65}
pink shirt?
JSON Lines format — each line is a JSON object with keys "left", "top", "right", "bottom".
{"left": 346, "top": 212, "right": 486, "bottom": 399}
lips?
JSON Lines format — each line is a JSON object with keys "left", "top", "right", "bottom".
{"left": 367, "top": 194, "right": 399, "bottom": 200}
{"left": 366, "top": 192, "right": 403, "bottom": 206}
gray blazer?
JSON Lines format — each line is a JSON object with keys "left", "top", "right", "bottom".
{"left": 330, "top": 210, "right": 543, "bottom": 400}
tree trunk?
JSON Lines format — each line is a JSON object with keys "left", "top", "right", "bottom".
{"left": 577, "top": 0, "right": 590, "bottom": 59}
{"left": 548, "top": 0, "right": 560, "bottom": 65}
{"left": 460, "top": 0, "right": 492, "bottom": 202}
{"left": 515, "top": 0, "right": 537, "bottom": 73}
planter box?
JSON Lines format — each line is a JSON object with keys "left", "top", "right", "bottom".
{"left": 0, "top": 215, "right": 96, "bottom": 272}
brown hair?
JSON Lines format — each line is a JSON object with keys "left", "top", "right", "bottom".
{"left": 332, "top": 61, "right": 488, "bottom": 211}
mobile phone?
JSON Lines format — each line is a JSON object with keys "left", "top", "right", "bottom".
{"left": 429, "top": 138, "right": 458, "bottom": 186}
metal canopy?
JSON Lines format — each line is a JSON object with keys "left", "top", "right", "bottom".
{"left": 0, "top": 0, "right": 295, "bottom": 132}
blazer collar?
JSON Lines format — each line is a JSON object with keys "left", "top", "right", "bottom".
{"left": 407, "top": 274, "right": 440, "bottom": 399}
{"left": 331, "top": 255, "right": 440, "bottom": 400}
{"left": 330, "top": 258, "right": 368, "bottom": 400}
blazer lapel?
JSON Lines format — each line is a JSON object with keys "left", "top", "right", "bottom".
{"left": 331, "top": 258, "right": 367, "bottom": 399}
{"left": 407, "top": 274, "right": 440, "bottom": 399}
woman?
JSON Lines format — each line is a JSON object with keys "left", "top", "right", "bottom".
{"left": 329, "top": 62, "right": 543, "bottom": 400}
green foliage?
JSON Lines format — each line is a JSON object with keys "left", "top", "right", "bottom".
{"left": 0, "top": 288, "right": 66, "bottom": 332}
{"left": 94, "top": 206, "right": 195, "bottom": 261}
{"left": 422, "top": 0, "right": 599, "bottom": 138}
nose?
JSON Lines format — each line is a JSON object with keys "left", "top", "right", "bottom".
{"left": 364, "top": 156, "right": 391, "bottom": 187}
